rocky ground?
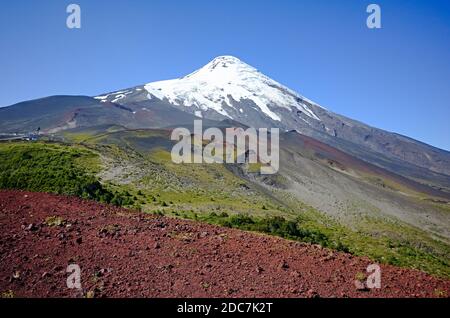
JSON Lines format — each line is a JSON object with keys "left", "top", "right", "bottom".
{"left": 0, "top": 190, "right": 448, "bottom": 298}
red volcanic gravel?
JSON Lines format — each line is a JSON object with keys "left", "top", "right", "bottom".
{"left": 0, "top": 190, "right": 449, "bottom": 298}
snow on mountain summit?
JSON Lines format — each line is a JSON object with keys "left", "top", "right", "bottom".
{"left": 144, "top": 56, "right": 320, "bottom": 122}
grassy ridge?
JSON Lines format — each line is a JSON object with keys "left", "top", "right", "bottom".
{"left": 0, "top": 142, "right": 134, "bottom": 206}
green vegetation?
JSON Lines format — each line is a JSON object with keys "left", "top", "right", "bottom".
{"left": 192, "top": 212, "right": 351, "bottom": 252}
{"left": 0, "top": 142, "right": 134, "bottom": 207}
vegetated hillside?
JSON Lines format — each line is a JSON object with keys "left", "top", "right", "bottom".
{"left": 0, "top": 139, "right": 449, "bottom": 278}
{"left": 277, "top": 131, "right": 450, "bottom": 242}
{"left": 0, "top": 142, "right": 134, "bottom": 206}
{"left": 1, "top": 190, "right": 449, "bottom": 298}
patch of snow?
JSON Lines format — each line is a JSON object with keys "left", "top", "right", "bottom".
{"left": 112, "top": 94, "right": 126, "bottom": 103}
{"left": 96, "top": 90, "right": 133, "bottom": 103}
{"left": 95, "top": 90, "right": 128, "bottom": 101}
{"left": 112, "top": 90, "right": 134, "bottom": 103}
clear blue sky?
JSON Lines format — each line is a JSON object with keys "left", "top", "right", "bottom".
{"left": 1, "top": 0, "right": 449, "bottom": 150}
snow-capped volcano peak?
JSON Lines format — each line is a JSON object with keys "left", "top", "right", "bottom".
{"left": 144, "top": 55, "right": 320, "bottom": 122}
{"left": 185, "top": 55, "right": 251, "bottom": 77}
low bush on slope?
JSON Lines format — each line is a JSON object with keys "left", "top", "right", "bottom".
{"left": 205, "top": 212, "right": 351, "bottom": 252}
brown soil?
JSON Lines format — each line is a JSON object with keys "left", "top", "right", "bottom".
{"left": 0, "top": 190, "right": 448, "bottom": 298}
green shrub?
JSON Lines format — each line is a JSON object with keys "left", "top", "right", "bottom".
{"left": 196, "top": 212, "right": 350, "bottom": 252}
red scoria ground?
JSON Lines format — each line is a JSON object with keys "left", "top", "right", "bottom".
{"left": 0, "top": 190, "right": 449, "bottom": 298}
